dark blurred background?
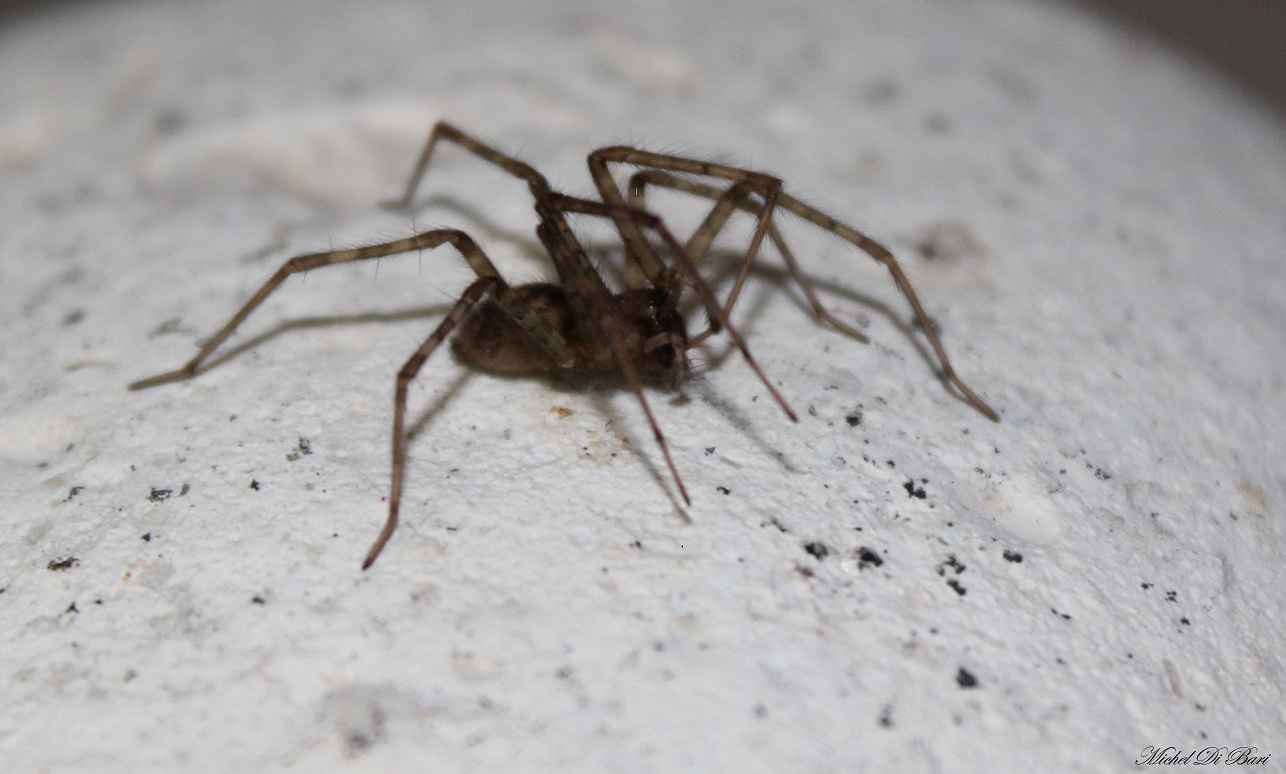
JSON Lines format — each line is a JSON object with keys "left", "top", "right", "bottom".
{"left": 2, "top": 0, "right": 1284, "bottom": 121}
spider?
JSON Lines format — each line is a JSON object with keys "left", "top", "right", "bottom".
{"left": 130, "top": 122, "right": 998, "bottom": 569}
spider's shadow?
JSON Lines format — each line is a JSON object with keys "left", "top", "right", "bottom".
{"left": 199, "top": 306, "right": 455, "bottom": 375}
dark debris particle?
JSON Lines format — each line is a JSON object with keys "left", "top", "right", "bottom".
{"left": 66, "top": 601, "right": 78, "bottom": 614}
{"left": 856, "top": 547, "right": 884, "bottom": 569}
{"left": 286, "top": 437, "right": 313, "bottom": 461}
{"left": 1180, "top": 617, "right": 1191, "bottom": 626}
{"left": 936, "top": 555, "right": 965, "bottom": 576}
{"left": 1051, "top": 608, "right": 1072, "bottom": 620}
{"left": 878, "top": 705, "right": 894, "bottom": 728}
{"left": 956, "top": 668, "right": 979, "bottom": 689}
{"left": 1002, "top": 550, "right": 1023, "bottom": 563}
{"left": 62, "top": 309, "right": 85, "bottom": 326}
{"left": 716, "top": 486, "right": 731, "bottom": 495}
{"left": 141, "top": 532, "right": 152, "bottom": 542}
{"left": 946, "top": 579, "right": 967, "bottom": 596}
{"left": 47, "top": 556, "right": 80, "bottom": 571}
{"left": 251, "top": 595, "right": 266, "bottom": 605}
{"left": 148, "top": 488, "right": 172, "bottom": 502}
{"left": 803, "top": 541, "right": 829, "bottom": 560}
{"left": 249, "top": 479, "right": 260, "bottom": 490}
{"left": 65, "top": 486, "right": 85, "bottom": 502}
{"left": 1165, "top": 590, "right": 1177, "bottom": 603}
{"left": 1141, "top": 582, "right": 1153, "bottom": 590}
{"left": 903, "top": 478, "right": 926, "bottom": 499}
{"left": 704, "top": 446, "right": 716, "bottom": 455}
{"left": 794, "top": 563, "right": 815, "bottom": 579}
{"left": 845, "top": 411, "right": 863, "bottom": 427}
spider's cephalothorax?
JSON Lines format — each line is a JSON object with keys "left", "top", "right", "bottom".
{"left": 451, "top": 283, "right": 690, "bottom": 389}
{"left": 130, "top": 121, "right": 997, "bottom": 570}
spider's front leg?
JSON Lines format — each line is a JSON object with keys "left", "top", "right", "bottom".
{"left": 626, "top": 171, "right": 870, "bottom": 346}
{"left": 587, "top": 147, "right": 783, "bottom": 295}
{"left": 363, "top": 275, "right": 501, "bottom": 570}
{"left": 612, "top": 161, "right": 998, "bottom": 421}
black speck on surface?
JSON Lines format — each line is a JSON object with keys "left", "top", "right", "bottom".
{"left": 878, "top": 704, "right": 894, "bottom": 728}
{"left": 47, "top": 556, "right": 79, "bottom": 571}
{"left": 856, "top": 547, "right": 883, "bottom": 569}
{"left": 141, "top": 532, "right": 152, "bottom": 542}
{"left": 251, "top": 595, "right": 266, "bottom": 605}
{"left": 956, "top": 667, "right": 978, "bottom": 688}
{"left": 946, "top": 579, "right": 967, "bottom": 596}
{"left": 65, "top": 486, "right": 85, "bottom": 502}
{"left": 286, "top": 437, "right": 313, "bottom": 462}
{"left": 903, "top": 478, "right": 926, "bottom": 499}
{"left": 845, "top": 411, "right": 862, "bottom": 427}
{"left": 148, "top": 488, "right": 172, "bottom": 502}
{"left": 179, "top": 483, "right": 190, "bottom": 496}
{"left": 1002, "top": 549, "right": 1023, "bottom": 563}
{"left": 937, "top": 555, "right": 965, "bottom": 576}
{"left": 1165, "top": 590, "right": 1178, "bottom": 603}
{"left": 803, "top": 541, "right": 829, "bottom": 560}
{"left": 249, "top": 479, "right": 260, "bottom": 490}
{"left": 716, "top": 486, "right": 731, "bottom": 495}
{"left": 65, "top": 601, "right": 78, "bottom": 614}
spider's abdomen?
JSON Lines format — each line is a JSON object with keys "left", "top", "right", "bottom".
{"left": 452, "top": 282, "right": 690, "bottom": 388}
{"left": 452, "top": 283, "right": 573, "bottom": 376}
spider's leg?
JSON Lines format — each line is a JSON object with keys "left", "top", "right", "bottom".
{"left": 363, "top": 275, "right": 501, "bottom": 569}
{"left": 774, "top": 192, "right": 998, "bottom": 421}
{"left": 628, "top": 171, "right": 869, "bottom": 346}
{"left": 543, "top": 193, "right": 796, "bottom": 424}
{"left": 587, "top": 148, "right": 782, "bottom": 293}
{"left": 129, "top": 230, "right": 505, "bottom": 389}
{"left": 389, "top": 121, "right": 553, "bottom": 210}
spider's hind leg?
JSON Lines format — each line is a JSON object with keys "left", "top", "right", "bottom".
{"left": 129, "top": 229, "right": 505, "bottom": 390}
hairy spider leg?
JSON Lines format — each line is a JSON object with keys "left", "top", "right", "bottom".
{"left": 364, "top": 275, "right": 501, "bottom": 569}
{"left": 543, "top": 192, "right": 797, "bottom": 424}
{"left": 627, "top": 171, "right": 869, "bottom": 345}
{"left": 389, "top": 121, "right": 552, "bottom": 208}
{"left": 587, "top": 148, "right": 783, "bottom": 301}
{"left": 625, "top": 170, "right": 998, "bottom": 421}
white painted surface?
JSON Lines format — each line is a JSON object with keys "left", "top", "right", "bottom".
{"left": 1, "top": 0, "right": 1283, "bottom": 770}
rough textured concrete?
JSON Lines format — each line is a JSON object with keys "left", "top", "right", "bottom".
{"left": 1, "top": 0, "right": 1283, "bottom": 770}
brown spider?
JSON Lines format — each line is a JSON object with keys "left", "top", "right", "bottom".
{"left": 130, "top": 122, "right": 997, "bottom": 569}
